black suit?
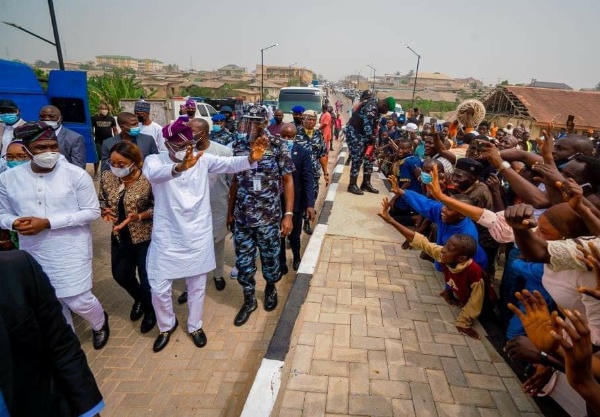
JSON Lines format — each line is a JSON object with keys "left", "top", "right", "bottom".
{"left": 101, "top": 133, "right": 158, "bottom": 172}
{"left": 280, "top": 143, "right": 315, "bottom": 267}
{"left": 0, "top": 251, "right": 102, "bottom": 417}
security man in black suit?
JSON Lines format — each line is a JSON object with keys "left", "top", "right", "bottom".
{"left": 279, "top": 123, "right": 316, "bottom": 274}
{"left": 0, "top": 251, "right": 104, "bottom": 417}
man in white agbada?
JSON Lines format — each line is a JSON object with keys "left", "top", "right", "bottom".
{"left": 0, "top": 121, "right": 109, "bottom": 350}
{"left": 143, "top": 116, "right": 268, "bottom": 352}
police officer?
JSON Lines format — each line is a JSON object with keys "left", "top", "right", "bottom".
{"left": 291, "top": 105, "right": 305, "bottom": 131}
{"left": 345, "top": 95, "right": 395, "bottom": 195}
{"left": 296, "top": 110, "right": 329, "bottom": 234}
{"left": 219, "top": 106, "right": 237, "bottom": 134}
{"left": 229, "top": 106, "right": 295, "bottom": 326}
{"left": 210, "top": 114, "right": 233, "bottom": 146}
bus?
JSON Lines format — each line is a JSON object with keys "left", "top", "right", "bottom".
{"left": 277, "top": 87, "right": 324, "bottom": 122}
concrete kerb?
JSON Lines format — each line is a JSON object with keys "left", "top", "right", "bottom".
{"left": 240, "top": 144, "right": 349, "bottom": 417}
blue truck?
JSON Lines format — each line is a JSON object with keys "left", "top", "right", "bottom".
{"left": 0, "top": 58, "right": 95, "bottom": 163}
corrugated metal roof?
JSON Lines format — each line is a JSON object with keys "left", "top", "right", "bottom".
{"left": 506, "top": 86, "right": 600, "bottom": 128}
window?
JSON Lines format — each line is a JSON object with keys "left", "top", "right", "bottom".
{"left": 206, "top": 105, "right": 217, "bottom": 116}
{"left": 50, "top": 97, "right": 86, "bottom": 124}
{"left": 197, "top": 105, "right": 208, "bottom": 117}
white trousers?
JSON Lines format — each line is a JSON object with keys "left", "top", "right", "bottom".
{"left": 150, "top": 274, "right": 206, "bottom": 333}
{"left": 60, "top": 290, "right": 106, "bottom": 331}
{"left": 213, "top": 236, "right": 225, "bottom": 279}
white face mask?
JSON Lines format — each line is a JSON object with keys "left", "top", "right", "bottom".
{"left": 32, "top": 152, "right": 60, "bottom": 169}
{"left": 44, "top": 120, "right": 60, "bottom": 130}
{"left": 110, "top": 163, "right": 134, "bottom": 178}
{"left": 174, "top": 150, "right": 187, "bottom": 161}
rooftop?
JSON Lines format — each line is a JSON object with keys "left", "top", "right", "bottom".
{"left": 528, "top": 80, "right": 572, "bottom": 90}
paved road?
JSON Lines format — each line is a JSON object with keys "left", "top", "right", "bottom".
{"left": 74, "top": 102, "right": 351, "bottom": 416}
{"left": 273, "top": 156, "right": 543, "bottom": 416}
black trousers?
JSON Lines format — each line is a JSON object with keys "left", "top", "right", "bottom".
{"left": 280, "top": 211, "right": 303, "bottom": 268}
{"left": 111, "top": 235, "right": 154, "bottom": 315}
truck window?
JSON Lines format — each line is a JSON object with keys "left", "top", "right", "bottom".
{"left": 206, "top": 105, "right": 217, "bottom": 116}
{"left": 50, "top": 97, "right": 87, "bottom": 124}
{"left": 278, "top": 90, "right": 322, "bottom": 113}
{"left": 197, "top": 105, "right": 208, "bottom": 117}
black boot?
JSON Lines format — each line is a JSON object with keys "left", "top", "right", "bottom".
{"left": 264, "top": 284, "right": 278, "bottom": 311}
{"left": 345, "top": 156, "right": 351, "bottom": 166}
{"left": 360, "top": 173, "right": 379, "bottom": 194}
{"left": 347, "top": 176, "right": 364, "bottom": 195}
{"left": 234, "top": 291, "right": 258, "bottom": 326}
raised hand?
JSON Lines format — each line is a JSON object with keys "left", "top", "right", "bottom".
{"left": 485, "top": 172, "right": 501, "bottom": 194}
{"left": 378, "top": 197, "right": 393, "bottom": 223}
{"left": 249, "top": 135, "right": 269, "bottom": 163}
{"left": 531, "top": 162, "right": 564, "bottom": 187}
{"left": 556, "top": 179, "right": 584, "bottom": 209}
{"left": 426, "top": 164, "right": 444, "bottom": 201}
{"left": 576, "top": 241, "right": 600, "bottom": 300}
{"left": 536, "top": 129, "right": 555, "bottom": 162}
{"left": 387, "top": 175, "right": 403, "bottom": 195}
{"left": 507, "top": 290, "right": 559, "bottom": 353}
{"left": 504, "top": 204, "right": 538, "bottom": 230}
{"left": 177, "top": 145, "right": 203, "bottom": 172}
{"left": 550, "top": 309, "right": 594, "bottom": 390}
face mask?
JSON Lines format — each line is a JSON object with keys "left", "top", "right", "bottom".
{"left": 420, "top": 172, "right": 433, "bottom": 184}
{"left": 186, "top": 111, "right": 196, "bottom": 117}
{"left": 0, "top": 114, "right": 19, "bottom": 125}
{"left": 128, "top": 126, "right": 141, "bottom": 137}
{"left": 236, "top": 133, "right": 248, "bottom": 142}
{"left": 44, "top": 120, "right": 60, "bottom": 130}
{"left": 137, "top": 115, "right": 145, "bottom": 123}
{"left": 6, "top": 160, "right": 28, "bottom": 169}
{"left": 110, "top": 163, "right": 134, "bottom": 178}
{"left": 99, "top": 110, "right": 109, "bottom": 116}
{"left": 32, "top": 152, "right": 60, "bottom": 169}
{"left": 174, "top": 150, "right": 187, "bottom": 161}
{"left": 213, "top": 125, "right": 222, "bottom": 133}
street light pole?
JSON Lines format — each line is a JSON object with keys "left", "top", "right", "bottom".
{"left": 3, "top": 0, "right": 65, "bottom": 70}
{"left": 405, "top": 45, "right": 421, "bottom": 109}
{"left": 288, "top": 62, "right": 298, "bottom": 86}
{"left": 366, "top": 64, "right": 377, "bottom": 92}
{"left": 260, "top": 43, "right": 278, "bottom": 104}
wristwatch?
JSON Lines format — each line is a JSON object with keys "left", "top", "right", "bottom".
{"left": 497, "top": 161, "right": 511, "bottom": 173}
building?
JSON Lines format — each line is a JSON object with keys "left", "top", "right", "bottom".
{"left": 217, "top": 64, "right": 246, "bottom": 77}
{"left": 408, "top": 72, "right": 456, "bottom": 88}
{"left": 256, "top": 65, "right": 314, "bottom": 85}
{"left": 528, "top": 80, "right": 573, "bottom": 90}
{"left": 483, "top": 85, "right": 600, "bottom": 137}
{"left": 95, "top": 55, "right": 163, "bottom": 72}
{"left": 247, "top": 81, "right": 283, "bottom": 100}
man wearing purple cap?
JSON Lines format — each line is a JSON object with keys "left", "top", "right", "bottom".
{"left": 185, "top": 99, "right": 197, "bottom": 119}
{"left": 142, "top": 116, "right": 269, "bottom": 352}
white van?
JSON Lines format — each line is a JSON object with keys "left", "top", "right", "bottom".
{"left": 277, "top": 87, "right": 324, "bottom": 123}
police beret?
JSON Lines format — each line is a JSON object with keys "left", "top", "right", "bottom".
{"left": 212, "top": 114, "right": 226, "bottom": 122}
{"left": 0, "top": 99, "right": 18, "bottom": 111}
{"left": 455, "top": 158, "right": 483, "bottom": 176}
{"left": 291, "top": 106, "right": 305, "bottom": 114}
{"left": 220, "top": 106, "right": 233, "bottom": 113}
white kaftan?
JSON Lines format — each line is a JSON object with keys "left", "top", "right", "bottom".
{"left": 0, "top": 157, "right": 100, "bottom": 297}
{"left": 143, "top": 151, "right": 254, "bottom": 280}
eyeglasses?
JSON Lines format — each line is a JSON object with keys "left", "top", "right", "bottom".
{"left": 167, "top": 141, "right": 196, "bottom": 151}
{"left": 3, "top": 155, "right": 29, "bottom": 161}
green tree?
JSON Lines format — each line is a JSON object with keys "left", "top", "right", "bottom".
{"left": 32, "top": 67, "right": 48, "bottom": 91}
{"left": 87, "top": 72, "right": 154, "bottom": 115}
{"left": 595, "top": 81, "right": 600, "bottom": 91}
{"left": 499, "top": 79, "right": 509, "bottom": 86}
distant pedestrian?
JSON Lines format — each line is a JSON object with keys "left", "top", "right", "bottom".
{"left": 91, "top": 102, "right": 118, "bottom": 176}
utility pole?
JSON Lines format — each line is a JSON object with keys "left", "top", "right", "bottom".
{"left": 48, "top": 0, "right": 64, "bottom": 70}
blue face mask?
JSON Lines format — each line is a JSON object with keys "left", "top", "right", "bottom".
{"left": 0, "top": 113, "right": 19, "bottom": 125}
{"left": 236, "top": 132, "right": 248, "bottom": 142}
{"left": 128, "top": 126, "right": 141, "bottom": 137}
{"left": 6, "top": 159, "right": 28, "bottom": 169}
{"left": 420, "top": 172, "right": 432, "bottom": 184}
{"left": 213, "top": 125, "right": 222, "bottom": 133}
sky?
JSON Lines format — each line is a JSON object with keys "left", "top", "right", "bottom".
{"left": 1, "top": 0, "right": 598, "bottom": 89}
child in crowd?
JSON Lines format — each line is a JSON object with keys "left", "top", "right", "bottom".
{"left": 378, "top": 197, "right": 494, "bottom": 339}
{"left": 388, "top": 139, "right": 423, "bottom": 227}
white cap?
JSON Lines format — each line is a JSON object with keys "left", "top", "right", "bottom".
{"left": 401, "top": 122, "right": 418, "bottom": 132}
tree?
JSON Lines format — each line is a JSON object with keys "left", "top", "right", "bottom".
{"left": 499, "top": 79, "right": 509, "bottom": 86}
{"left": 595, "top": 82, "right": 600, "bottom": 91}
{"left": 87, "top": 71, "right": 154, "bottom": 115}
{"left": 32, "top": 67, "right": 48, "bottom": 91}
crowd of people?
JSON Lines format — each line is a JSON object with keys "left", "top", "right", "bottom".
{"left": 3, "top": 88, "right": 600, "bottom": 415}
{"left": 347, "top": 92, "right": 600, "bottom": 415}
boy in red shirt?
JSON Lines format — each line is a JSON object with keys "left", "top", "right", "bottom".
{"left": 378, "top": 197, "right": 494, "bottom": 339}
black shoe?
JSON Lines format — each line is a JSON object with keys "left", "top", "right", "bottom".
{"left": 190, "top": 328, "right": 207, "bottom": 348}
{"left": 130, "top": 301, "right": 143, "bottom": 321}
{"left": 153, "top": 319, "right": 178, "bottom": 352}
{"left": 293, "top": 258, "right": 301, "bottom": 271}
{"left": 140, "top": 312, "right": 156, "bottom": 334}
{"left": 360, "top": 174, "right": 379, "bottom": 194}
{"left": 280, "top": 265, "right": 289, "bottom": 277}
{"left": 348, "top": 176, "right": 364, "bottom": 195}
{"left": 92, "top": 312, "right": 110, "bottom": 350}
{"left": 303, "top": 220, "right": 313, "bottom": 235}
{"left": 214, "top": 277, "right": 226, "bottom": 291}
{"left": 234, "top": 292, "right": 258, "bottom": 327}
{"left": 178, "top": 291, "right": 188, "bottom": 304}
{"left": 264, "top": 284, "right": 278, "bottom": 311}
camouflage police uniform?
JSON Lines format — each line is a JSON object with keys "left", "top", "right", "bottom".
{"left": 295, "top": 127, "right": 327, "bottom": 200}
{"left": 232, "top": 133, "right": 295, "bottom": 294}
{"left": 345, "top": 98, "right": 380, "bottom": 178}
{"left": 209, "top": 128, "right": 233, "bottom": 146}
